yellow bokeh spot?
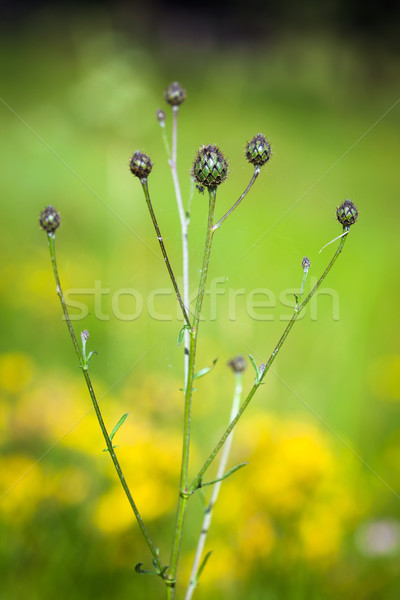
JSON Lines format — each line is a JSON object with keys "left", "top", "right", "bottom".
{"left": 0, "top": 454, "right": 46, "bottom": 522}
{"left": 93, "top": 477, "right": 174, "bottom": 534}
{"left": 0, "top": 352, "right": 35, "bottom": 393}
{"left": 46, "top": 466, "right": 91, "bottom": 505}
{"left": 299, "top": 508, "right": 342, "bottom": 562}
{"left": 237, "top": 514, "right": 275, "bottom": 560}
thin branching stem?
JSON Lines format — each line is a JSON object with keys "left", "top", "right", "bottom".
{"left": 47, "top": 233, "right": 163, "bottom": 572}
{"left": 185, "top": 371, "right": 244, "bottom": 600}
{"left": 166, "top": 187, "right": 217, "bottom": 598}
{"left": 168, "top": 105, "right": 191, "bottom": 387}
{"left": 188, "top": 230, "right": 349, "bottom": 492}
{"left": 213, "top": 166, "right": 260, "bottom": 231}
{"left": 141, "top": 178, "right": 191, "bottom": 329}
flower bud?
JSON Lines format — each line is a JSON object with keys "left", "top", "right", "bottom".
{"left": 192, "top": 144, "right": 228, "bottom": 188}
{"left": 164, "top": 82, "right": 186, "bottom": 107}
{"left": 156, "top": 108, "right": 166, "bottom": 126}
{"left": 129, "top": 151, "right": 153, "bottom": 179}
{"left": 302, "top": 256, "right": 311, "bottom": 271}
{"left": 39, "top": 206, "right": 60, "bottom": 234}
{"left": 227, "top": 356, "right": 246, "bottom": 373}
{"left": 245, "top": 134, "right": 272, "bottom": 167}
{"left": 336, "top": 200, "right": 358, "bottom": 228}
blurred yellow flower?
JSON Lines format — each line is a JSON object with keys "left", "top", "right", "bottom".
{"left": 0, "top": 352, "right": 35, "bottom": 393}
{"left": 209, "top": 413, "right": 360, "bottom": 574}
{"left": 299, "top": 508, "right": 343, "bottom": 562}
{"left": 93, "top": 476, "right": 174, "bottom": 534}
{"left": 46, "top": 466, "right": 92, "bottom": 505}
{"left": 0, "top": 454, "right": 46, "bottom": 522}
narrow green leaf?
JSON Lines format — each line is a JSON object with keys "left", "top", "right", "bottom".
{"left": 193, "top": 358, "right": 218, "bottom": 380}
{"left": 177, "top": 324, "right": 190, "bottom": 347}
{"left": 248, "top": 354, "right": 259, "bottom": 379}
{"left": 201, "top": 462, "right": 248, "bottom": 487}
{"left": 195, "top": 551, "right": 213, "bottom": 585}
{"left": 110, "top": 413, "right": 129, "bottom": 443}
{"left": 193, "top": 367, "right": 211, "bottom": 380}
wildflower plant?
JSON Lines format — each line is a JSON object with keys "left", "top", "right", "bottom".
{"left": 40, "top": 81, "right": 359, "bottom": 599}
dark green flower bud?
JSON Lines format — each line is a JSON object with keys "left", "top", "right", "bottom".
{"left": 39, "top": 205, "right": 60, "bottom": 234}
{"left": 227, "top": 355, "right": 246, "bottom": 373}
{"left": 336, "top": 200, "right": 358, "bottom": 228}
{"left": 192, "top": 144, "right": 228, "bottom": 188}
{"left": 164, "top": 82, "right": 186, "bottom": 107}
{"left": 245, "top": 133, "right": 272, "bottom": 167}
{"left": 129, "top": 151, "right": 153, "bottom": 179}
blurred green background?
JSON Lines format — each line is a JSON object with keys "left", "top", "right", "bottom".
{"left": 1, "top": 2, "right": 400, "bottom": 598}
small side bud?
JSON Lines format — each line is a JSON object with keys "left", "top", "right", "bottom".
{"left": 164, "top": 82, "right": 186, "bottom": 107}
{"left": 156, "top": 108, "right": 166, "bottom": 126}
{"left": 245, "top": 134, "right": 272, "bottom": 167}
{"left": 192, "top": 144, "right": 228, "bottom": 188}
{"left": 302, "top": 256, "right": 311, "bottom": 271}
{"left": 81, "top": 330, "right": 89, "bottom": 343}
{"left": 336, "top": 200, "right": 358, "bottom": 228}
{"left": 39, "top": 206, "right": 60, "bottom": 234}
{"left": 129, "top": 151, "right": 153, "bottom": 179}
{"left": 227, "top": 356, "right": 246, "bottom": 373}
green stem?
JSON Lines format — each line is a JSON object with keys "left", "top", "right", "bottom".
{"left": 189, "top": 230, "right": 349, "bottom": 491}
{"left": 47, "top": 233, "right": 163, "bottom": 573}
{"left": 141, "top": 178, "right": 191, "bottom": 329}
{"left": 166, "top": 188, "right": 217, "bottom": 598}
{"left": 185, "top": 371, "right": 243, "bottom": 600}
{"left": 213, "top": 166, "right": 260, "bottom": 231}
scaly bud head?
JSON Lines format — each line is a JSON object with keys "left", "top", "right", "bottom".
{"left": 129, "top": 151, "right": 153, "bottom": 180}
{"left": 336, "top": 200, "right": 359, "bottom": 228}
{"left": 227, "top": 355, "right": 246, "bottom": 373}
{"left": 302, "top": 256, "right": 311, "bottom": 271}
{"left": 164, "top": 82, "right": 186, "bottom": 107}
{"left": 39, "top": 206, "right": 60, "bottom": 234}
{"left": 192, "top": 144, "right": 228, "bottom": 188}
{"left": 245, "top": 133, "right": 272, "bottom": 167}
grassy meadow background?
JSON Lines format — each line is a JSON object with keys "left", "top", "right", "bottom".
{"left": 1, "top": 5, "right": 400, "bottom": 599}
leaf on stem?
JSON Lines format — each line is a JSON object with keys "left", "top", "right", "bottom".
{"left": 177, "top": 324, "right": 191, "bottom": 347}
{"left": 194, "top": 551, "right": 213, "bottom": 585}
{"left": 193, "top": 358, "right": 218, "bottom": 380}
{"left": 201, "top": 462, "right": 248, "bottom": 487}
{"left": 103, "top": 413, "right": 129, "bottom": 452}
{"left": 110, "top": 413, "right": 129, "bottom": 442}
{"left": 248, "top": 354, "right": 259, "bottom": 380}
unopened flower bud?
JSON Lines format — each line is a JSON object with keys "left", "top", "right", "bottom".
{"left": 245, "top": 134, "right": 272, "bottom": 167}
{"left": 164, "top": 82, "right": 186, "bottom": 107}
{"left": 227, "top": 356, "right": 246, "bottom": 373}
{"left": 39, "top": 206, "right": 60, "bottom": 234}
{"left": 302, "top": 256, "right": 311, "bottom": 271}
{"left": 81, "top": 330, "right": 89, "bottom": 343}
{"left": 129, "top": 151, "right": 153, "bottom": 179}
{"left": 192, "top": 144, "right": 228, "bottom": 188}
{"left": 336, "top": 200, "right": 359, "bottom": 228}
{"left": 156, "top": 108, "right": 166, "bottom": 126}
